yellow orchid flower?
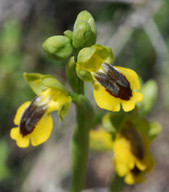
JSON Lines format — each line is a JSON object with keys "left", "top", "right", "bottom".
{"left": 89, "top": 119, "right": 157, "bottom": 185}
{"left": 113, "top": 121, "right": 155, "bottom": 185}
{"left": 10, "top": 87, "right": 71, "bottom": 148}
{"left": 76, "top": 44, "right": 143, "bottom": 112}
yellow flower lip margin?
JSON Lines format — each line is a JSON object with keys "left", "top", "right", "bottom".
{"left": 10, "top": 74, "right": 72, "bottom": 148}
{"left": 76, "top": 45, "right": 143, "bottom": 112}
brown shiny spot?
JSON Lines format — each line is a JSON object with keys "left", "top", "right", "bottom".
{"left": 20, "top": 97, "right": 46, "bottom": 137}
{"left": 94, "top": 63, "right": 132, "bottom": 100}
{"left": 131, "top": 166, "right": 141, "bottom": 176}
{"left": 122, "top": 121, "right": 144, "bottom": 160}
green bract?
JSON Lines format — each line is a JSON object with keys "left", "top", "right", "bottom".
{"left": 136, "top": 119, "right": 161, "bottom": 141}
{"left": 43, "top": 35, "right": 73, "bottom": 60}
{"left": 73, "top": 10, "right": 97, "bottom": 50}
{"left": 138, "top": 80, "right": 158, "bottom": 117}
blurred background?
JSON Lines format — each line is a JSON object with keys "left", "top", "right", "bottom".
{"left": 0, "top": 0, "right": 169, "bottom": 191}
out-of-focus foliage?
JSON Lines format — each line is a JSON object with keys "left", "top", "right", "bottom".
{"left": 0, "top": 140, "right": 10, "bottom": 180}
{"left": 0, "top": 20, "right": 31, "bottom": 132}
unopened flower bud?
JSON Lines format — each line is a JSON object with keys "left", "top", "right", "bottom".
{"left": 73, "top": 10, "right": 97, "bottom": 50}
{"left": 64, "top": 30, "right": 73, "bottom": 41}
{"left": 43, "top": 35, "right": 73, "bottom": 60}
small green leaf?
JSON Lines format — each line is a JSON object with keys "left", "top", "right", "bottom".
{"left": 138, "top": 80, "right": 158, "bottom": 117}
{"left": 149, "top": 121, "right": 161, "bottom": 140}
{"left": 135, "top": 119, "right": 161, "bottom": 141}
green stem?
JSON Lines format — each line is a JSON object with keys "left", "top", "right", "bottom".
{"left": 70, "top": 92, "right": 94, "bottom": 192}
{"left": 67, "top": 52, "right": 94, "bottom": 192}
{"left": 110, "top": 173, "right": 125, "bottom": 192}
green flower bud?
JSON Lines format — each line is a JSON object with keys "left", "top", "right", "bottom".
{"left": 64, "top": 30, "right": 73, "bottom": 42}
{"left": 74, "top": 10, "right": 97, "bottom": 36}
{"left": 43, "top": 35, "right": 73, "bottom": 60}
{"left": 73, "top": 21, "right": 93, "bottom": 49}
{"left": 73, "top": 10, "right": 97, "bottom": 50}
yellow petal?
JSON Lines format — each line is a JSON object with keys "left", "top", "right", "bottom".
{"left": 122, "top": 92, "right": 143, "bottom": 112}
{"left": 125, "top": 172, "right": 145, "bottom": 185}
{"left": 16, "top": 136, "right": 30, "bottom": 148}
{"left": 114, "top": 159, "right": 129, "bottom": 177}
{"left": 135, "top": 159, "right": 146, "bottom": 171}
{"left": 10, "top": 127, "right": 30, "bottom": 148}
{"left": 93, "top": 82, "right": 121, "bottom": 112}
{"left": 30, "top": 114, "right": 53, "bottom": 146}
{"left": 90, "top": 129, "right": 113, "bottom": 151}
{"left": 40, "top": 88, "right": 71, "bottom": 113}
{"left": 114, "top": 66, "right": 140, "bottom": 90}
{"left": 113, "top": 136, "right": 135, "bottom": 170}
{"left": 10, "top": 127, "right": 20, "bottom": 140}
{"left": 14, "top": 102, "right": 31, "bottom": 125}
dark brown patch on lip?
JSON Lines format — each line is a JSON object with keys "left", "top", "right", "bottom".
{"left": 19, "top": 97, "right": 46, "bottom": 137}
{"left": 131, "top": 166, "right": 141, "bottom": 176}
{"left": 122, "top": 121, "right": 144, "bottom": 160}
{"left": 94, "top": 63, "right": 132, "bottom": 100}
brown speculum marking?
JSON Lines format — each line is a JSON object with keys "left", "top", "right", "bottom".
{"left": 121, "top": 121, "right": 144, "bottom": 160}
{"left": 19, "top": 97, "right": 46, "bottom": 137}
{"left": 131, "top": 166, "right": 141, "bottom": 176}
{"left": 94, "top": 63, "right": 132, "bottom": 100}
